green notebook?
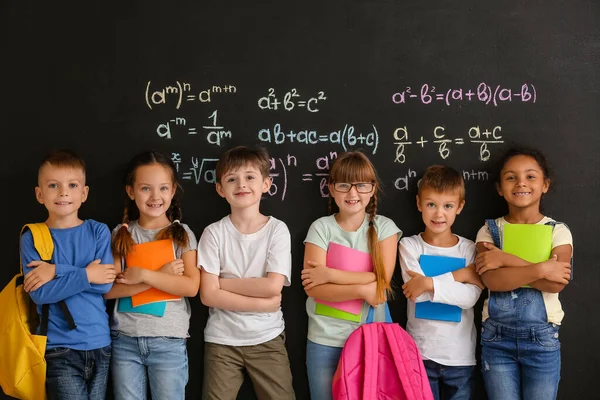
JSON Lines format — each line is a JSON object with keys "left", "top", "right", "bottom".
{"left": 315, "top": 303, "right": 362, "bottom": 323}
{"left": 503, "top": 224, "right": 552, "bottom": 263}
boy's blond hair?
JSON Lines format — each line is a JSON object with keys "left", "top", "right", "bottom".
{"left": 38, "top": 149, "right": 86, "bottom": 182}
{"left": 418, "top": 165, "right": 465, "bottom": 201}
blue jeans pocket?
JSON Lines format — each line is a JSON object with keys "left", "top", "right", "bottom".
{"left": 45, "top": 347, "right": 71, "bottom": 358}
{"left": 480, "top": 321, "right": 500, "bottom": 343}
{"left": 100, "top": 344, "right": 112, "bottom": 357}
{"left": 534, "top": 326, "right": 561, "bottom": 350}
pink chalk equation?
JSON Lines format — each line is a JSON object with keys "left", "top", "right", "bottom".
{"left": 392, "top": 83, "right": 537, "bottom": 107}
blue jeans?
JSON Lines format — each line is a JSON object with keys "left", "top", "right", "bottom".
{"left": 110, "top": 331, "right": 188, "bottom": 400}
{"left": 45, "top": 344, "right": 111, "bottom": 400}
{"left": 481, "top": 286, "right": 562, "bottom": 400}
{"left": 306, "top": 340, "right": 343, "bottom": 400}
{"left": 423, "top": 360, "right": 474, "bottom": 400}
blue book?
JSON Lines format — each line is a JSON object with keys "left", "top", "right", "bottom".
{"left": 117, "top": 296, "right": 166, "bottom": 317}
{"left": 415, "top": 254, "right": 466, "bottom": 323}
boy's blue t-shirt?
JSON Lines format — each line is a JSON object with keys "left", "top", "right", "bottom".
{"left": 20, "top": 219, "right": 114, "bottom": 350}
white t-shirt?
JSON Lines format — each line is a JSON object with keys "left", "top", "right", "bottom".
{"left": 476, "top": 216, "right": 573, "bottom": 324}
{"left": 198, "top": 215, "right": 292, "bottom": 346}
{"left": 399, "top": 234, "right": 481, "bottom": 366}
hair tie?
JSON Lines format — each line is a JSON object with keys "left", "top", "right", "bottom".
{"left": 121, "top": 223, "right": 129, "bottom": 229}
{"left": 368, "top": 220, "right": 374, "bottom": 227}
{"left": 173, "top": 219, "right": 181, "bottom": 225}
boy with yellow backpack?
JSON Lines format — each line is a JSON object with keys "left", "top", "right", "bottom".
{"left": 0, "top": 149, "right": 116, "bottom": 399}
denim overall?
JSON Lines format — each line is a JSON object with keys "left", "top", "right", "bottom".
{"left": 480, "top": 219, "right": 570, "bottom": 400}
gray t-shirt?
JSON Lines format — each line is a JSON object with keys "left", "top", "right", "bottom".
{"left": 304, "top": 214, "right": 401, "bottom": 347}
{"left": 110, "top": 220, "right": 198, "bottom": 338}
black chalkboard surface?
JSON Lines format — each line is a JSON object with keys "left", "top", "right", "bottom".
{"left": 2, "top": 1, "right": 598, "bottom": 399}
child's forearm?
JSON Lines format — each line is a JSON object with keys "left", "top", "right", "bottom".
{"left": 327, "top": 270, "right": 376, "bottom": 285}
{"left": 143, "top": 271, "right": 199, "bottom": 297}
{"left": 432, "top": 280, "right": 482, "bottom": 309}
{"left": 481, "top": 263, "right": 545, "bottom": 291}
{"left": 201, "top": 288, "right": 276, "bottom": 312}
{"left": 219, "top": 277, "right": 281, "bottom": 298}
{"left": 529, "top": 279, "right": 567, "bottom": 293}
{"left": 104, "top": 282, "right": 150, "bottom": 299}
{"left": 500, "top": 253, "right": 530, "bottom": 268}
{"left": 28, "top": 269, "right": 90, "bottom": 304}
{"left": 305, "top": 283, "right": 365, "bottom": 302}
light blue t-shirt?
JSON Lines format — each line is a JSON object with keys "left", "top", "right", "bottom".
{"left": 304, "top": 214, "right": 401, "bottom": 347}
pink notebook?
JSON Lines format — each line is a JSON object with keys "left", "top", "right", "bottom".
{"left": 315, "top": 242, "right": 373, "bottom": 314}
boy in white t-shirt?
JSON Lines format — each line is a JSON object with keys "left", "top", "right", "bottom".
{"left": 399, "top": 165, "right": 485, "bottom": 400}
{"left": 198, "top": 146, "right": 295, "bottom": 400}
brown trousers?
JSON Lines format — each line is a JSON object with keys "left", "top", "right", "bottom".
{"left": 202, "top": 332, "right": 296, "bottom": 400}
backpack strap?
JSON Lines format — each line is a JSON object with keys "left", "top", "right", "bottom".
{"left": 365, "top": 302, "right": 392, "bottom": 324}
{"left": 544, "top": 220, "right": 574, "bottom": 280}
{"left": 382, "top": 324, "right": 424, "bottom": 400}
{"left": 486, "top": 219, "right": 501, "bottom": 248}
{"left": 20, "top": 223, "right": 77, "bottom": 332}
{"left": 362, "top": 324, "right": 379, "bottom": 399}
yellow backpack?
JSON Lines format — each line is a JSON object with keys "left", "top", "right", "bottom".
{"left": 0, "top": 223, "right": 58, "bottom": 400}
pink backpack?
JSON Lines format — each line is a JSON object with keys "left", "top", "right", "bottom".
{"left": 332, "top": 305, "right": 433, "bottom": 400}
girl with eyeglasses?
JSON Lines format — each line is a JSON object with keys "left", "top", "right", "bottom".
{"left": 300, "top": 151, "right": 402, "bottom": 400}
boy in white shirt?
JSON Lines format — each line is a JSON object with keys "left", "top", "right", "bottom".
{"left": 198, "top": 146, "right": 295, "bottom": 400}
{"left": 399, "top": 165, "right": 485, "bottom": 400}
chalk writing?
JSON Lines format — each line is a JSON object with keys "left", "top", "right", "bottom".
{"left": 258, "top": 88, "right": 327, "bottom": 112}
{"left": 145, "top": 81, "right": 236, "bottom": 110}
{"left": 258, "top": 123, "right": 379, "bottom": 154}
{"left": 392, "top": 83, "right": 537, "bottom": 107}
{"left": 157, "top": 111, "right": 232, "bottom": 146}
{"left": 393, "top": 125, "right": 504, "bottom": 163}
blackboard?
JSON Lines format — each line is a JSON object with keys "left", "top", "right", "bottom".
{"left": 2, "top": 1, "right": 599, "bottom": 399}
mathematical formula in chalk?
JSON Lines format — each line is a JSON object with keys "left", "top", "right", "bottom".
{"left": 392, "top": 82, "right": 537, "bottom": 107}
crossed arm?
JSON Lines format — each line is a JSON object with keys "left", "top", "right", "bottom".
{"left": 301, "top": 234, "right": 398, "bottom": 307}
{"left": 104, "top": 249, "right": 200, "bottom": 299}
{"left": 399, "top": 242, "right": 483, "bottom": 308}
{"left": 475, "top": 242, "right": 572, "bottom": 293}
{"left": 199, "top": 269, "right": 283, "bottom": 313}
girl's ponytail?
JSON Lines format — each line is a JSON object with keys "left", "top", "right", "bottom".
{"left": 155, "top": 195, "right": 190, "bottom": 248}
{"left": 112, "top": 203, "right": 136, "bottom": 258}
{"left": 366, "top": 195, "right": 390, "bottom": 303}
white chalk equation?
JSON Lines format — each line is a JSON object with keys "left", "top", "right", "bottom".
{"left": 171, "top": 152, "right": 339, "bottom": 201}
{"left": 170, "top": 152, "right": 490, "bottom": 201}
{"left": 145, "top": 81, "right": 236, "bottom": 110}
{"left": 258, "top": 88, "right": 327, "bottom": 112}
{"left": 392, "top": 83, "right": 537, "bottom": 107}
{"left": 258, "top": 123, "right": 379, "bottom": 155}
{"left": 393, "top": 125, "right": 504, "bottom": 163}
{"left": 156, "top": 110, "right": 232, "bottom": 146}
{"left": 171, "top": 153, "right": 298, "bottom": 201}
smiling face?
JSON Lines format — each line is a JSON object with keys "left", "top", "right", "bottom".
{"left": 216, "top": 163, "right": 271, "bottom": 211}
{"left": 35, "top": 164, "right": 88, "bottom": 224}
{"left": 126, "top": 163, "right": 176, "bottom": 226}
{"left": 417, "top": 187, "right": 464, "bottom": 236}
{"left": 329, "top": 181, "right": 376, "bottom": 217}
{"left": 497, "top": 155, "right": 549, "bottom": 211}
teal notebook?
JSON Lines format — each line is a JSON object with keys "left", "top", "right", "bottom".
{"left": 117, "top": 297, "right": 166, "bottom": 317}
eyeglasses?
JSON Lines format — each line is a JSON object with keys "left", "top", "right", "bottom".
{"left": 333, "top": 182, "right": 375, "bottom": 193}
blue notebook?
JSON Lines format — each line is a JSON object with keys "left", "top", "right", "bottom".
{"left": 415, "top": 254, "right": 466, "bottom": 323}
{"left": 117, "top": 296, "right": 166, "bottom": 317}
